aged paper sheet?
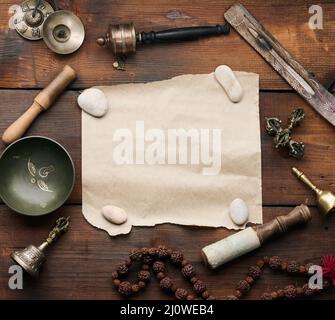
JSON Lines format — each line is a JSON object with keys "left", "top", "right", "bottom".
{"left": 82, "top": 71, "right": 262, "bottom": 236}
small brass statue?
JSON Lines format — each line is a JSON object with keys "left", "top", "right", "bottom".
{"left": 11, "top": 217, "right": 70, "bottom": 277}
{"left": 292, "top": 167, "right": 335, "bottom": 216}
{"left": 265, "top": 108, "right": 305, "bottom": 159}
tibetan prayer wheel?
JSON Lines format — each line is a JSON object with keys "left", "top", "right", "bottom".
{"left": 97, "top": 22, "right": 230, "bottom": 69}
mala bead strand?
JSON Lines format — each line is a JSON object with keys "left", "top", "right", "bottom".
{"left": 112, "top": 246, "right": 214, "bottom": 300}
{"left": 112, "top": 249, "right": 330, "bottom": 300}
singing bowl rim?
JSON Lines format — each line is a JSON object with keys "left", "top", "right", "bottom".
{"left": 0, "top": 136, "right": 75, "bottom": 216}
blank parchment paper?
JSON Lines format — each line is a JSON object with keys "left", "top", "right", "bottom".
{"left": 82, "top": 71, "right": 262, "bottom": 236}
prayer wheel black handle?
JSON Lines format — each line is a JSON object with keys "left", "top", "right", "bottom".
{"left": 139, "top": 23, "right": 230, "bottom": 43}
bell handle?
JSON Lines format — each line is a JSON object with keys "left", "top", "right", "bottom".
{"left": 292, "top": 167, "right": 321, "bottom": 195}
{"left": 139, "top": 23, "right": 230, "bottom": 43}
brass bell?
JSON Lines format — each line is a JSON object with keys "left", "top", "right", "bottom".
{"left": 292, "top": 167, "right": 335, "bottom": 216}
{"left": 11, "top": 217, "right": 70, "bottom": 277}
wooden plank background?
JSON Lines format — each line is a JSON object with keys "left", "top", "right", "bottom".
{"left": 0, "top": 0, "right": 334, "bottom": 300}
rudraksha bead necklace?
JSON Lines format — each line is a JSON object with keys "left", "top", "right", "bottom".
{"left": 111, "top": 246, "right": 333, "bottom": 300}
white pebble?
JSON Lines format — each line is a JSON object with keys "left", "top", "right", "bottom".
{"left": 214, "top": 65, "right": 243, "bottom": 103}
{"left": 102, "top": 205, "right": 128, "bottom": 225}
{"left": 229, "top": 198, "right": 249, "bottom": 226}
{"left": 78, "top": 88, "right": 108, "bottom": 117}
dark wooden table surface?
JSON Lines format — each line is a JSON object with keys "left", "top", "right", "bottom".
{"left": 0, "top": 0, "right": 334, "bottom": 300}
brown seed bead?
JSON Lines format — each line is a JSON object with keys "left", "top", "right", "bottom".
{"left": 270, "top": 292, "right": 278, "bottom": 299}
{"left": 181, "top": 264, "right": 196, "bottom": 279}
{"left": 247, "top": 266, "right": 262, "bottom": 279}
{"left": 277, "top": 289, "right": 285, "bottom": 298}
{"left": 263, "top": 256, "right": 270, "bottom": 264}
{"left": 175, "top": 288, "right": 188, "bottom": 300}
{"left": 190, "top": 277, "right": 198, "bottom": 284}
{"left": 113, "top": 279, "right": 121, "bottom": 287}
{"left": 269, "top": 256, "right": 282, "bottom": 270}
{"left": 171, "top": 285, "right": 177, "bottom": 292}
{"left": 193, "top": 280, "right": 206, "bottom": 294}
{"left": 117, "top": 264, "right": 129, "bottom": 276}
{"left": 256, "top": 260, "right": 265, "bottom": 268}
{"left": 296, "top": 287, "right": 304, "bottom": 295}
{"left": 224, "top": 295, "right": 238, "bottom": 300}
{"left": 234, "top": 290, "right": 242, "bottom": 299}
{"left": 181, "top": 260, "right": 188, "bottom": 267}
{"left": 299, "top": 266, "right": 306, "bottom": 273}
{"left": 160, "top": 277, "right": 174, "bottom": 291}
{"left": 170, "top": 251, "right": 184, "bottom": 265}
{"left": 187, "top": 294, "right": 195, "bottom": 300}
{"left": 142, "top": 255, "right": 153, "bottom": 265}
{"left": 202, "top": 291, "right": 210, "bottom": 299}
{"left": 138, "top": 281, "right": 146, "bottom": 289}
{"left": 132, "top": 284, "right": 140, "bottom": 294}
{"left": 118, "top": 281, "right": 132, "bottom": 296}
{"left": 157, "top": 272, "right": 165, "bottom": 280}
{"left": 303, "top": 283, "right": 315, "bottom": 296}
{"left": 284, "top": 285, "right": 297, "bottom": 299}
{"left": 141, "top": 247, "right": 149, "bottom": 255}
{"left": 157, "top": 245, "right": 170, "bottom": 259}
{"left": 281, "top": 262, "right": 287, "bottom": 271}
{"left": 261, "top": 293, "right": 272, "bottom": 300}
{"left": 125, "top": 258, "right": 132, "bottom": 267}
{"left": 245, "top": 276, "right": 254, "bottom": 285}
{"left": 129, "top": 248, "right": 142, "bottom": 261}
{"left": 142, "top": 264, "right": 149, "bottom": 271}
{"left": 287, "top": 260, "right": 300, "bottom": 273}
{"left": 153, "top": 261, "right": 166, "bottom": 274}
{"left": 138, "top": 270, "right": 151, "bottom": 282}
{"left": 236, "top": 280, "right": 250, "bottom": 294}
{"left": 148, "top": 247, "right": 157, "bottom": 256}
{"left": 111, "top": 271, "right": 119, "bottom": 280}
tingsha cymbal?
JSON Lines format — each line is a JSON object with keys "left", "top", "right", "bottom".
{"left": 13, "top": 0, "right": 55, "bottom": 40}
{"left": 42, "top": 10, "right": 85, "bottom": 54}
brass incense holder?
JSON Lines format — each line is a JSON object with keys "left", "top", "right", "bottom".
{"left": 97, "top": 22, "right": 230, "bottom": 70}
{"left": 11, "top": 217, "right": 70, "bottom": 277}
{"left": 42, "top": 10, "right": 85, "bottom": 54}
{"left": 265, "top": 108, "right": 305, "bottom": 159}
{"left": 292, "top": 167, "right": 335, "bottom": 216}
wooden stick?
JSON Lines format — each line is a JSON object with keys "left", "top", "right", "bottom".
{"left": 2, "top": 65, "right": 76, "bottom": 145}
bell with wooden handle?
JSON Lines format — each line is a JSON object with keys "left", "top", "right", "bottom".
{"left": 292, "top": 167, "right": 335, "bottom": 216}
{"left": 1, "top": 65, "right": 76, "bottom": 145}
{"left": 96, "top": 22, "right": 230, "bottom": 69}
{"left": 11, "top": 217, "right": 70, "bottom": 277}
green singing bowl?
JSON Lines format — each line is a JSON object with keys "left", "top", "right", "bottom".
{"left": 0, "top": 136, "right": 75, "bottom": 216}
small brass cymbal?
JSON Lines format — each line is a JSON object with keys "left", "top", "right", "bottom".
{"left": 42, "top": 10, "right": 85, "bottom": 54}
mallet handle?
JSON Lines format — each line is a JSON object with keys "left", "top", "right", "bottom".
{"left": 2, "top": 65, "right": 76, "bottom": 145}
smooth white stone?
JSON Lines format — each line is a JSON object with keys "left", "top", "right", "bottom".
{"left": 78, "top": 88, "right": 108, "bottom": 117}
{"left": 229, "top": 198, "right": 249, "bottom": 226}
{"left": 102, "top": 205, "right": 128, "bottom": 225}
{"left": 214, "top": 65, "right": 243, "bottom": 103}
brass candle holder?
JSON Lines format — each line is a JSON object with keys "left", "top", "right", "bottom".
{"left": 292, "top": 167, "right": 335, "bottom": 216}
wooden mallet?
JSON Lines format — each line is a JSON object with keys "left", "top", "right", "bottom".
{"left": 2, "top": 65, "right": 76, "bottom": 145}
